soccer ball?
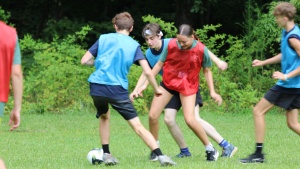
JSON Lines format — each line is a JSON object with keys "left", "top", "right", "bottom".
{"left": 87, "top": 148, "right": 104, "bottom": 165}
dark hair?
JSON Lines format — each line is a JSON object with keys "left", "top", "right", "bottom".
{"left": 112, "top": 12, "right": 134, "bottom": 31}
{"left": 177, "top": 24, "right": 199, "bottom": 40}
{"left": 273, "top": 2, "right": 296, "bottom": 20}
{"left": 142, "top": 23, "right": 162, "bottom": 38}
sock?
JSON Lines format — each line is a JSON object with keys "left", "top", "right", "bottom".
{"left": 153, "top": 148, "right": 163, "bottom": 156}
{"left": 180, "top": 147, "right": 191, "bottom": 155}
{"left": 255, "top": 143, "right": 263, "bottom": 154}
{"left": 205, "top": 143, "right": 214, "bottom": 151}
{"left": 102, "top": 144, "right": 110, "bottom": 154}
{"left": 219, "top": 139, "right": 230, "bottom": 149}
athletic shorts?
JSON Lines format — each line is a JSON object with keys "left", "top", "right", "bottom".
{"left": 264, "top": 88, "right": 300, "bottom": 110}
{"left": 161, "top": 82, "right": 203, "bottom": 111}
{"left": 91, "top": 95, "right": 138, "bottom": 120}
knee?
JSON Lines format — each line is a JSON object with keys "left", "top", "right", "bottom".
{"left": 287, "top": 121, "right": 297, "bottom": 130}
{"left": 184, "top": 117, "right": 194, "bottom": 128}
{"left": 100, "top": 113, "right": 110, "bottom": 120}
{"left": 164, "top": 116, "right": 175, "bottom": 127}
{"left": 149, "top": 112, "right": 160, "bottom": 123}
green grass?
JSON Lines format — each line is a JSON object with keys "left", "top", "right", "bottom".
{"left": 0, "top": 109, "right": 299, "bottom": 169}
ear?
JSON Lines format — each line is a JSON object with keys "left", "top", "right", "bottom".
{"left": 129, "top": 26, "right": 133, "bottom": 32}
{"left": 114, "top": 24, "right": 118, "bottom": 30}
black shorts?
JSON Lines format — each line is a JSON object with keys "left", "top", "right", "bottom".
{"left": 161, "top": 82, "right": 203, "bottom": 111}
{"left": 91, "top": 95, "right": 138, "bottom": 120}
{"left": 264, "top": 88, "right": 300, "bottom": 110}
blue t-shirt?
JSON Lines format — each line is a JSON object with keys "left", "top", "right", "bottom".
{"left": 88, "top": 35, "right": 145, "bottom": 100}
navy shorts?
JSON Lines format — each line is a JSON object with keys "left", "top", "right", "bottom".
{"left": 264, "top": 88, "right": 300, "bottom": 110}
{"left": 161, "top": 82, "right": 203, "bottom": 111}
{"left": 91, "top": 95, "right": 138, "bottom": 120}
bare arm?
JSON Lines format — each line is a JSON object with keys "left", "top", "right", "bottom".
{"left": 9, "top": 64, "right": 23, "bottom": 131}
{"left": 208, "top": 49, "right": 228, "bottom": 71}
{"left": 138, "top": 59, "right": 162, "bottom": 95}
{"left": 252, "top": 53, "right": 282, "bottom": 67}
{"left": 81, "top": 51, "right": 95, "bottom": 66}
{"left": 203, "top": 67, "right": 222, "bottom": 105}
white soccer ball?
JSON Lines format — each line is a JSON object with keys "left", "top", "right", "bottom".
{"left": 87, "top": 148, "right": 104, "bottom": 165}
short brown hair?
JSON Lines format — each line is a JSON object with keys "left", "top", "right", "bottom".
{"left": 273, "top": 2, "right": 296, "bottom": 20}
{"left": 142, "top": 23, "right": 161, "bottom": 38}
{"left": 112, "top": 12, "right": 134, "bottom": 31}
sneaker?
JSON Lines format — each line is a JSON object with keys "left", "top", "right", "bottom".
{"left": 158, "top": 155, "right": 177, "bottom": 166}
{"left": 240, "top": 153, "right": 264, "bottom": 163}
{"left": 103, "top": 153, "right": 119, "bottom": 166}
{"left": 206, "top": 148, "right": 219, "bottom": 161}
{"left": 149, "top": 151, "right": 158, "bottom": 161}
{"left": 221, "top": 144, "right": 238, "bottom": 158}
{"left": 176, "top": 152, "right": 192, "bottom": 158}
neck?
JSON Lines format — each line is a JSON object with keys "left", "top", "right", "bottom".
{"left": 285, "top": 21, "right": 295, "bottom": 32}
{"left": 116, "top": 29, "right": 130, "bottom": 36}
{"left": 154, "top": 40, "right": 162, "bottom": 51}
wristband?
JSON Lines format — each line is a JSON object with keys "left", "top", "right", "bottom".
{"left": 284, "top": 74, "right": 289, "bottom": 81}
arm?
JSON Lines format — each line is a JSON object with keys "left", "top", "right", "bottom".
{"left": 203, "top": 67, "right": 222, "bottom": 106}
{"left": 138, "top": 59, "right": 162, "bottom": 96}
{"left": 208, "top": 49, "right": 228, "bottom": 71}
{"left": 130, "top": 60, "right": 164, "bottom": 101}
{"left": 9, "top": 64, "right": 23, "bottom": 131}
{"left": 252, "top": 53, "right": 282, "bottom": 67}
{"left": 81, "top": 51, "right": 95, "bottom": 66}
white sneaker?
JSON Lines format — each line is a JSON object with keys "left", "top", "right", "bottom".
{"left": 103, "top": 153, "right": 119, "bottom": 166}
{"left": 158, "top": 155, "right": 177, "bottom": 166}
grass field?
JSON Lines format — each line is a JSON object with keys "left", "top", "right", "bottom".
{"left": 0, "top": 109, "right": 299, "bottom": 169}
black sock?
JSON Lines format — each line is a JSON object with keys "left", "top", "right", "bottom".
{"left": 153, "top": 148, "right": 163, "bottom": 156}
{"left": 255, "top": 143, "right": 263, "bottom": 154}
{"left": 102, "top": 144, "right": 110, "bottom": 154}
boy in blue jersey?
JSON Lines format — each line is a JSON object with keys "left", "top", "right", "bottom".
{"left": 240, "top": 2, "right": 300, "bottom": 163}
{"left": 131, "top": 23, "right": 237, "bottom": 161}
{"left": 81, "top": 12, "right": 176, "bottom": 166}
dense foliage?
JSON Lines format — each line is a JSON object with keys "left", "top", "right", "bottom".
{"left": 1, "top": 0, "right": 300, "bottom": 114}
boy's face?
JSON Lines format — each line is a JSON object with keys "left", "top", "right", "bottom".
{"left": 144, "top": 35, "right": 161, "bottom": 49}
{"left": 275, "top": 15, "right": 287, "bottom": 28}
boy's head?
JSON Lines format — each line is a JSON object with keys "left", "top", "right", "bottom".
{"left": 112, "top": 12, "right": 134, "bottom": 32}
{"left": 273, "top": 2, "right": 296, "bottom": 21}
{"left": 142, "top": 23, "right": 163, "bottom": 49}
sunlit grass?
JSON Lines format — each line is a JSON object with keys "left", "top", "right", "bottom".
{"left": 0, "top": 109, "right": 299, "bottom": 169}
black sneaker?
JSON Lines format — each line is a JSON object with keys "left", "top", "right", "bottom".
{"left": 206, "top": 148, "right": 219, "bottom": 161}
{"left": 149, "top": 151, "right": 158, "bottom": 161}
{"left": 240, "top": 153, "right": 264, "bottom": 163}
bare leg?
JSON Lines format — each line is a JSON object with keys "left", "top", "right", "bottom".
{"left": 180, "top": 94, "right": 210, "bottom": 146}
{"left": 286, "top": 109, "right": 300, "bottom": 135}
{"left": 164, "top": 108, "right": 188, "bottom": 149}
{"left": 99, "top": 110, "right": 110, "bottom": 145}
{"left": 253, "top": 98, "right": 274, "bottom": 143}
{"left": 0, "top": 159, "right": 6, "bottom": 169}
{"left": 128, "top": 117, "right": 159, "bottom": 149}
{"left": 148, "top": 86, "right": 173, "bottom": 140}
{"left": 194, "top": 105, "right": 223, "bottom": 143}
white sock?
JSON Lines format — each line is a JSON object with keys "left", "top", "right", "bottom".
{"left": 205, "top": 143, "right": 214, "bottom": 151}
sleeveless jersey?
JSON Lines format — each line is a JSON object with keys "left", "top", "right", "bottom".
{"left": 0, "top": 21, "right": 17, "bottom": 102}
{"left": 276, "top": 25, "right": 300, "bottom": 88}
{"left": 88, "top": 33, "right": 139, "bottom": 90}
{"left": 163, "top": 38, "right": 205, "bottom": 95}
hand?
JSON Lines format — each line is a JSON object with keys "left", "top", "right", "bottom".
{"left": 211, "top": 93, "right": 223, "bottom": 106}
{"left": 217, "top": 60, "right": 228, "bottom": 71}
{"left": 154, "top": 88, "right": 163, "bottom": 97}
{"left": 9, "top": 109, "right": 20, "bottom": 131}
{"left": 137, "top": 84, "right": 148, "bottom": 97}
{"left": 252, "top": 59, "right": 263, "bottom": 67}
{"left": 272, "top": 71, "right": 284, "bottom": 80}
{"left": 129, "top": 90, "right": 139, "bottom": 102}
